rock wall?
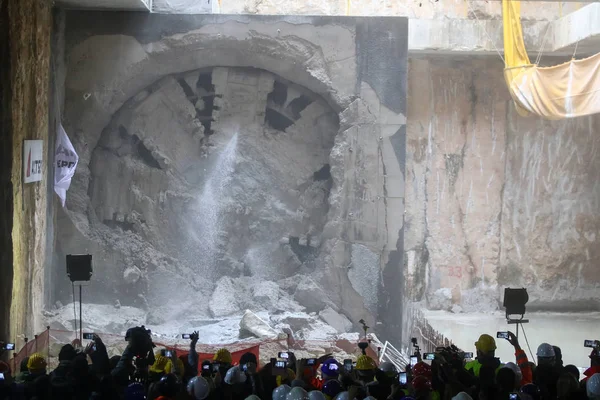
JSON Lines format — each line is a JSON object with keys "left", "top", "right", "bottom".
{"left": 0, "top": 0, "right": 52, "bottom": 349}
{"left": 54, "top": 12, "right": 408, "bottom": 342}
{"left": 405, "top": 57, "right": 600, "bottom": 312}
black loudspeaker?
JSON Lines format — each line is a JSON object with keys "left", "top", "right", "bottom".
{"left": 66, "top": 254, "right": 93, "bottom": 282}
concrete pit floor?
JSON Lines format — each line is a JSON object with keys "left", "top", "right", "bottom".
{"left": 423, "top": 310, "right": 600, "bottom": 369}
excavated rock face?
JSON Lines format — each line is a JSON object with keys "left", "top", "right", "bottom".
{"left": 55, "top": 13, "right": 409, "bottom": 341}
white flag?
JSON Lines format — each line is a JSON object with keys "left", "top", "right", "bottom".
{"left": 54, "top": 124, "right": 79, "bottom": 207}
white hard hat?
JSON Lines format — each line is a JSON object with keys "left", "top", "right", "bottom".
{"left": 224, "top": 366, "right": 247, "bottom": 385}
{"left": 587, "top": 373, "right": 600, "bottom": 399}
{"left": 309, "top": 391, "right": 327, "bottom": 400}
{"left": 452, "top": 392, "right": 473, "bottom": 400}
{"left": 503, "top": 362, "right": 523, "bottom": 381}
{"left": 286, "top": 386, "right": 309, "bottom": 400}
{"left": 187, "top": 376, "right": 210, "bottom": 400}
{"left": 273, "top": 385, "right": 292, "bottom": 400}
{"left": 334, "top": 392, "right": 353, "bottom": 400}
{"left": 536, "top": 343, "right": 555, "bottom": 358}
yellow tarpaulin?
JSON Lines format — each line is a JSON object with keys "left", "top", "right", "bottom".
{"left": 502, "top": 0, "right": 600, "bottom": 119}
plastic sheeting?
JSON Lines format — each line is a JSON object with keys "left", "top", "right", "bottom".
{"left": 502, "top": 0, "right": 600, "bottom": 119}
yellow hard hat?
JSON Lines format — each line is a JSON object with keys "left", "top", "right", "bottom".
{"left": 475, "top": 334, "right": 497, "bottom": 353}
{"left": 355, "top": 355, "right": 377, "bottom": 371}
{"left": 213, "top": 348, "right": 232, "bottom": 364}
{"left": 150, "top": 354, "right": 169, "bottom": 373}
{"left": 276, "top": 368, "right": 296, "bottom": 386}
{"left": 165, "top": 357, "right": 185, "bottom": 378}
{"left": 27, "top": 353, "right": 47, "bottom": 372}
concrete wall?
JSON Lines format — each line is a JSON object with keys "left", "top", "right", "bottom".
{"left": 405, "top": 56, "right": 600, "bottom": 312}
{"left": 0, "top": 0, "right": 51, "bottom": 350}
{"left": 56, "top": 12, "right": 409, "bottom": 343}
{"left": 156, "top": 0, "right": 586, "bottom": 22}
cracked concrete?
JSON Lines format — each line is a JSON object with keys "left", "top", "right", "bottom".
{"left": 54, "top": 12, "right": 409, "bottom": 343}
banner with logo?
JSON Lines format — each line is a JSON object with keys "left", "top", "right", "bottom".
{"left": 54, "top": 124, "right": 79, "bottom": 207}
{"left": 24, "top": 140, "right": 43, "bottom": 184}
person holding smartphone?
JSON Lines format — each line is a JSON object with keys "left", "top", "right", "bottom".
{"left": 465, "top": 334, "right": 502, "bottom": 378}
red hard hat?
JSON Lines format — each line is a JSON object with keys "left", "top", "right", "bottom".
{"left": 412, "top": 361, "right": 432, "bottom": 378}
{"left": 411, "top": 375, "right": 432, "bottom": 392}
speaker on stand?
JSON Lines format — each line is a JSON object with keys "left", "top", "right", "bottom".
{"left": 66, "top": 255, "right": 93, "bottom": 344}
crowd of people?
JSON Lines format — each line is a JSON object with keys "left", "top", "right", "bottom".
{"left": 1, "top": 327, "right": 599, "bottom": 400}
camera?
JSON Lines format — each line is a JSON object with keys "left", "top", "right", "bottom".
{"left": 497, "top": 332, "right": 510, "bottom": 339}
{"left": 307, "top": 358, "right": 316, "bottom": 366}
{"left": 410, "top": 356, "right": 418, "bottom": 367}
{"left": 278, "top": 352, "right": 289, "bottom": 359}
{"left": 344, "top": 359, "right": 353, "bottom": 372}
{"left": 424, "top": 353, "right": 435, "bottom": 361}
{"left": 584, "top": 340, "right": 600, "bottom": 348}
{"left": 399, "top": 372, "right": 407, "bottom": 385}
{"left": 212, "top": 363, "right": 220, "bottom": 372}
{"left": 463, "top": 352, "right": 473, "bottom": 359}
{"left": 2, "top": 343, "right": 15, "bottom": 351}
{"left": 182, "top": 334, "right": 191, "bottom": 339}
{"left": 202, "top": 364, "right": 211, "bottom": 371}
{"left": 83, "top": 333, "right": 94, "bottom": 340}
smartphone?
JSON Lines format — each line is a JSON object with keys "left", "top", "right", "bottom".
{"left": 464, "top": 352, "right": 474, "bottom": 359}
{"left": 344, "top": 359, "right": 353, "bottom": 372}
{"left": 510, "top": 393, "right": 519, "bottom": 400}
{"left": 278, "top": 352, "right": 289, "bottom": 359}
{"left": 4, "top": 343, "right": 15, "bottom": 351}
{"left": 497, "top": 332, "right": 510, "bottom": 339}
{"left": 424, "top": 353, "right": 435, "bottom": 360}
{"left": 0, "top": 372, "right": 4, "bottom": 380}
{"left": 161, "top": 349, "right": 173, "bottom": 358}
{"left": 212, "top": 363, "right": 220, "bottom": 372}
{"left": 410, "top": 356, "right": 418, "bottom": 367}
{"left": 584, "top": 340, "right": 599, "bottom": 348}
{"left": 242, "top": 363, "right": 248, "bottom": 371}
{"left": 307, "top": 358, "right": 316, "bottom": 366}
{"left": 182, "top": 334, "right": 191, "bottom": 339}
{"left": 272, "top": 360, "right": 287, "bottom": 376}
{"left": 202, "top": 364, "right": 211, "bottom": 372}
{"left": 83, "top": 333, "right": 94, "bottom": 340}
{"left": 399, "top": 372, "right": 407, "bottom": 385}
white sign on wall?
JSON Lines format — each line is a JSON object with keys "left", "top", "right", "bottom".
{"left": 23, "top": 140, "right": 43, "bottom": 184}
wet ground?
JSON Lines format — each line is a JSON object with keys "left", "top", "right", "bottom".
{"left": 423, "top": 310, "right": 600, "bottom": 369}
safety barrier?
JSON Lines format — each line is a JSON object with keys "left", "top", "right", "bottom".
{"left": 411, "top": 308, "right": 453, "bottom": 353}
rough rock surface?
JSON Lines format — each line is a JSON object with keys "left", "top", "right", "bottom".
{"left": 239, "top": 310, "right": 278, "bottom": 339}
{"left": 209, "top": 277, "right": 241, "bottom": 318}
{"left": 251, "top": 281, "right": 280, "bottom": 311}
{"left": 319, "top": 307, "right": 352, "bottom": 334}
{"left": 294, "top": 277, "right": 329, "bottom": 313}
{"left": 405, "top": 58, "right": 600, "bottom": 312}
{"left": 57, "top": 13, "right": 409, "bottom": 344}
